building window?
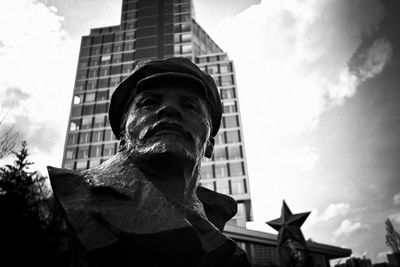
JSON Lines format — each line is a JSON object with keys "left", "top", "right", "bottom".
{"left": 63, "top": 161, "right": 75, "bottom": 169}
{"left": 81, "top": 117, "right": 92, "bottom": 129}
{"left": 95, "top": 103, "right": 108, "bottom": 114}
{"left": 103, "top": 143, "right": 115, "bottom": 157}
{"left": 104, "top": 130, "right": 113, "bottom": 141}
{"left": 91, "top": 47, "right": 101, "bottom": 55}
{"left": 73, "top": 95, "right": 82, "bottom": 104}
{"left": 89, "top": 159, "right": 101, "bottom": 168}
{"left": 122, "top": 64, "right": 132, "bottom": 73}
{"left": 223, "top": 101, "right": 237, "bottom": 113}
{"left": 86, "top": 80, "right": 96, "bottom": 90}
{"left": 112, "top": 53, "right": 122, "bottom": 64}
{"left": 221, "top": 88, "right": 235, "bottom": 99}
{"left": 93, "top": 116, "right": 105, "bottom": 128}
{"left": 71, "top": 106, "right": 82, "bottom": 117}
{"left": 99, "top": 67, "right": 109, "bottom": 76}
{"left": 223, "top": 115, "right": 239, "bottom": 128}
{"left": 82, "top": 105, "right": 95, "bottom": 115}
{"left": 76, "top": 160, "right": 88, "bottom": 170}
{"left": 215, "top": 132, "right": 225, "bottom": 145}
{"left": 229, "top": 162, "right": 244, "bottom": 176}
{"left": 226, "top": 130, "right": 240, "bottom": 143}
{"left": 125, "top": 31, "right": 135, "bottom": 40}
{"left": 67, "top": 133, "right": 78, "bottom": 145}
{"left": 75, "top": 82, "right": 85, "bottom": 91}
{"left": 216, "top": 180, "right": 230, "bottom": 194}
{"left": 215, "top": 163, "right": 227, "bottom": 178}
{"left": 207, "top": 65, "right": 218, "bottom": 75}
{"left": 201, "top": 164, "right": 213, "bottom": 179}
{"left": 113, "top": 44, "right": 123, "bottom": 53}
{"left": 79, "top": 132, "right": 91, "bottom": 144}
{"left": 78, "top": 59, "right": 89, "bottom": 68}
{"left": 98, "top": 78, "right": 109, "bottom": 88}
{"left": 77, "top": 70, "right": 87, "bottom": 80}
{"left": 96, "top": 90, "right": 108, "bottom": 101}
{"left": 90, "top": 145, "right": 102, "bottom": 158}
{"left": 181, "top": 44, "right": 192, "bottom": 54}
{"left": 92, "top": 130, "right": 103, "bottom": 142}
{"left": 102, "top": 46, "right": 112, "bottom": 54}
{"left": 89, "top": 57, "right": 100, "bottom": 66}
{"left": 70, "top": 119, "right": 80, "bottom": 131}
{"left": 213, "top": 147, "right": 227, "bottom": 160}
{"left": 77, "top": 147, "right": 89, "bottom": 159}
{"left": 65, "top": 148, "right": 76, "bottom": 160}
{"left": 220, "top": 63, "right": 232, "bottom": 73}
{"left": 110, "top": 77, "right": 121, "bottom": 87}
{"left": 85, "top": 92, "right": 96, "bottom": 103}
{"left": 124, "top": 42, "right": 134, "bottom": 51}
{"left": 221, "top": 75, "right": 234, "bottom": 86}
{"left": 228, "top": 145, "right": 242, "bottom": 159}
{"left": 231, "top": 179, "right": 246, "bottom": 194}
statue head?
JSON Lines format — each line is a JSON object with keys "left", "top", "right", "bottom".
{"left": 109, "top": 57, "right": 222, "bottom": 166}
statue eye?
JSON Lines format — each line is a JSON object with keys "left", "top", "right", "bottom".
{"left": 183, "top": 101, "right": 198, "bottom": 111}
{"left": 137, "top": 98, "right": 158, "bottom": 108}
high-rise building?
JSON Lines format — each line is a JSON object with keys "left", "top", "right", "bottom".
{"left": 62, "top": 0, "right": 251, "bottom": 227}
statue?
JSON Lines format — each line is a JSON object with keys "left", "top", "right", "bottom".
{"left": 266, "top": 200, "right": 311, "bottom": 267}
{"left": 48, "top": 57, "right": 250, "bottom": 266}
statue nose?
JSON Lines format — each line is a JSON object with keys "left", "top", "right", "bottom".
{"left": 156, "top": 104, "right": 182, "bottom": 121}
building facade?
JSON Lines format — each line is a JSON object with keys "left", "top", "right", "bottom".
{"left": 62, "top": 0, "right": 251, "bottom": 227}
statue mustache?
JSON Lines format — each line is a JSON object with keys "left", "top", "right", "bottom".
{"left": 141, "top": 121, "right": 194, "bottom": 142}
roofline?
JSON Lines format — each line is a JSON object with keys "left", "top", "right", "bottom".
{"left": 223, "top": 225, "right": 352, "bottom": 260}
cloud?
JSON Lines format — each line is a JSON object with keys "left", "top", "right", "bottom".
{"left": 393, "top": 193, "right": 400, "bottom": 206}
{"left": 1, "top": 86, "right": 30, "bottom": 108}
{"left": 206, "top": 0, "right": 392, "bottom": 231}
{"left": 0, "top": 0, "right": 79, "bottom": 170}
{"left": 333, "top": 219, "right": 370, "bottom": 238}
{"left": 308, "top": 203, "right": 351, "bottom": 224}
{"left": 389, "top": 213, "right": 400, "bottom": 225}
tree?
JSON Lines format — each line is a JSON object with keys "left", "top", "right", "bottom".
{"left": 385, "top": 218, "right": 400, "bottom": 263}
{"left": 0, "top": 141, "right": 67, "bottom": 266}
{"left": 0, "top": 105, "right": 19, "bottom": 159}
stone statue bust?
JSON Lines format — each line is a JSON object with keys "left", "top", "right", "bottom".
{"left": 48, "top": 57, "right": 250, "bottom": 266}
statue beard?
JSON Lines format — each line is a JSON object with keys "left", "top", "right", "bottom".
{"left": 121, "top": 130, "right": 201, "bottom": 169}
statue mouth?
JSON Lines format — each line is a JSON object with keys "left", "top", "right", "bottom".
{"left": 147, "top": 121, "right": 193, "bottom": 141}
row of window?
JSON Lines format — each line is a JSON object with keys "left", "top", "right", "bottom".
{"left": 196, "top": 54, "right": 229, "bottom": 64}
{"left": 71, "top": 103, "right": 109, "bottom": 117}
{"left": 213, "top": 75, "right": 235, "bottom": 87}
{"left": 77, "top": 63, "right": 133, "bottom": 79}
{"left": 79, "top": 51, "right": 135, "bottom": 68}
{"left": 65, "top": 142, "right": 117, "bottom": 161}
{"left": 74, "top": 90, "right": 109, "bottom": 104}
{"left": 63, "top": 158, "right": 108, "bottom": 170}
{"left": 67, "top": 129, "right": 116, "bottom": 145}
{"left": 75, "top": 76, "right": 123, "bottom": 91}
{"left": 214, "top": 129, "right": 241, "bottom": 145}
{"left": 173, "top": 2, "right": 190, "bottom": 13}
{"left": 69, "top": 115, "right": 110, "bottom": 132}
{"left": 201, "top": 161, "right": 245, "bottom": 179}
{"left": 199, "top": 63, "right": 232, "bottom": 75}
{"left": 211, "top": 145, "right": 243, "bottom": 161}
{"left": 82, "top": 31, "right": 136, "bottom": 48}
{"left": 200, "top": 178, "right": 247, "bottom": 195}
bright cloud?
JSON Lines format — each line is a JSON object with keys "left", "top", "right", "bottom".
{"left": 208, "top": 0, "right": 392, "bottom": 224}
{"left": 333, "top": 219, "right": 370, "bottom": 238}
{"left": 393, "top": 193, "right": 400, "bottom": 206}
{"left": 0, "top": 0, "right": 79, "bottom": 172}
{"left": 308, "top": 203, "right": 351, "bottom": 225}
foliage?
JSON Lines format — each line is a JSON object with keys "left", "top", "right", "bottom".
{"left": 385, "top": 218, "right": 400, "bottom": 254}
{"left": 0, "top": 141, "right": 67, "bottom": 266}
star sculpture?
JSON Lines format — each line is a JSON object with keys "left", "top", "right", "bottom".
{"left": 266, "top": 200, "right": 311, "bottom": 248}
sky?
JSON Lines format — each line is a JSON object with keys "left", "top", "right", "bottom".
{"left": 0, "top": 0, "right": 399, "bottom": 264}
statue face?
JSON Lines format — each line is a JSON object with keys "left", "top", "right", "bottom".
{"left": 123, "top": 83, "right": 214, "bottom": 163}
